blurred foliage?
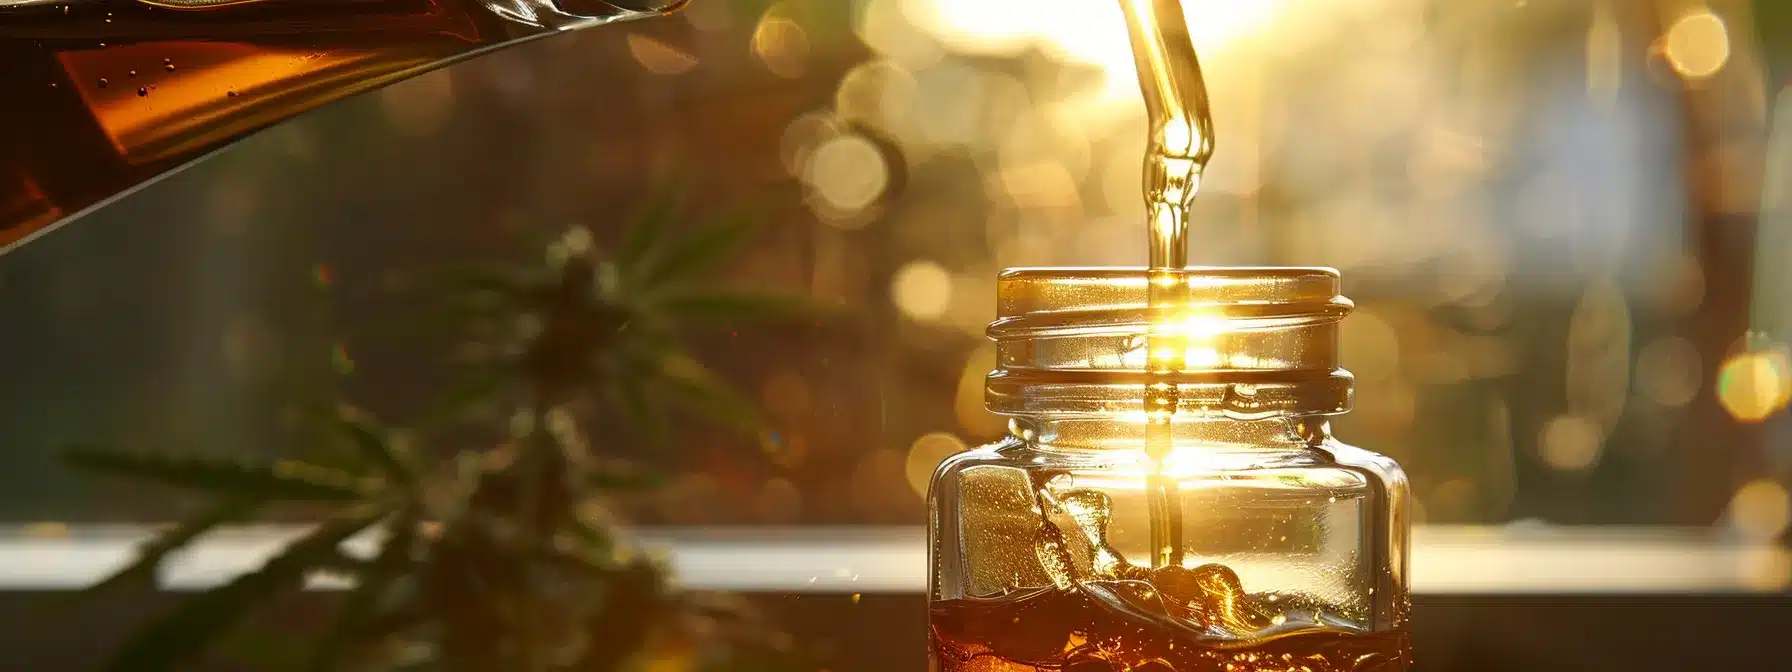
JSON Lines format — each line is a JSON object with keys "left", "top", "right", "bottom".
{"left": 59, "top": 191, "right": 824, "bottom": 672}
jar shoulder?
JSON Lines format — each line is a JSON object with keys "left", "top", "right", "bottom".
{"left": 1320, "top": 438, "right": 1410, "bottom": 491}
{"left": 928, "top": 435, "right": 1410, "bottom": 497}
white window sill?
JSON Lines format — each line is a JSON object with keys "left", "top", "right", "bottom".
{"left": 0, "top": 524, "right": 1782, "bottom": 594}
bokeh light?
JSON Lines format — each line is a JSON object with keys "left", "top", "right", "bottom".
{"left": 803, "top": 134, "right": 891, "bottom": 216}
{"left": 752, "top": 12, "right": 810, "bottom": 78}
{"left": 1663, "top": 10, "right": 1730, "bottom": 81}
{"left": 904, "top": 432, "right": 968, "bottom": 498}
{"left": 892, "top": 260, "right": 953, "bottom": 321}
{"left": 903, "top": 0, "right": 1034, "bottom": 57}
{"left": 1566, "top": 281, "right": 1631, "bottom": 432}
{"left": 997, "top": 161, "right": 1082, "bottom": 210}
{"left": 1635, "top": 336, "right": 1702, "bottom": 407}
{"left": 945, "top": 270, "right": 998, "bottom": 335}
{"left": 780, "top": 110, "right": 842, "bottom": 176}
{"left": 1727, "top": 479, "right": 1791, "bottom": 541}
{"left": 855, "top": 0, "right": 945, "bottom": 70}
{"left": 908, "top": 61, "right": 993, "bottom": 150}
{"left": 1716, "top": 351, "right": 1792, "bottom": 423}
{"left": 546, "top": 226, "right": 593, "bottom": 268}
{"left": 1538, "top": 414, "right": 1603, "bottom": 472}
{"left": 955, "top": 346, "right": 1006, "bottom": 438}
{"left": 834, "top": 60, "right": 918, "bottom": 137}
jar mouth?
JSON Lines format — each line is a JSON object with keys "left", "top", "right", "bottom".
{"left": 985, "top": 267, "right": 1354, "bottom": 418}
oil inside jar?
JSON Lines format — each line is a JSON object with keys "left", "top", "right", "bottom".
{"left": 929, "top": 1, "right": 1410, "bottom": 669}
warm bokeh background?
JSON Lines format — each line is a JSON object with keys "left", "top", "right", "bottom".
{"left": 1, "top": 0, "right": 1788, "bottom": 557}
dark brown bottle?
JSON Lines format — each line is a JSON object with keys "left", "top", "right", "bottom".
{"left": 0, "top": 0, "right": 684, "bottom": 251}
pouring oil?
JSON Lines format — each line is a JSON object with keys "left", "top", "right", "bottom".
{"left": 928, "top": 2, "right": 1413, "bottom": 670}
{"left": 1120, "top": 0, "right": 1216, "bottom": 571}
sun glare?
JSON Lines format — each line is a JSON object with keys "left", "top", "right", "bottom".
{"left": 902, "top": 0, "right": 1277, "bottom": 98}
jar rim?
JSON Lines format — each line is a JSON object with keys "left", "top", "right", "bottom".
{"left": 985, "top": 266, "right": 1354, "bottom": 418}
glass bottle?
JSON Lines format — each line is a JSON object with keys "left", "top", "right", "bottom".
{"left": 0, "top": 0, "right": 685, "bottom": 249}
{"left": 928, "top": 267, "right": 1411, "bottom": 672}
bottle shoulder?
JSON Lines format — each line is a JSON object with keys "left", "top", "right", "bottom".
{"left": 1318, "top": 438, "right": 1410, "bottom": 489}
{"left": 931, "top": 435, "right": 1406, "bottom": 487}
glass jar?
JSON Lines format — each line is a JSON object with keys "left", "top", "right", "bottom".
{"left": 927, "top": 267, "right": 1411, "bottom": 672}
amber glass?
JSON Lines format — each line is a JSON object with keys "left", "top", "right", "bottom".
{"left": 0, "top": 0, "right": 684, "bottom": 250}
{"left": 928, "top": 267, "right": 1411, "bottom": 672}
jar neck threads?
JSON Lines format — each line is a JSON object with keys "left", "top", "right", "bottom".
{"left": 985, "top": 267, "right": 1354, "bottom": 419}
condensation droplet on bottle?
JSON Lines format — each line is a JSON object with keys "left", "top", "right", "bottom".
{"left": 97, "top": 78, "right": 108, "bottom": 88}
{"left": 137, "top": 87, "right": 148, "bottom": 97}
{"left": 128, "top": 70, "right": 137, "bottom": 78}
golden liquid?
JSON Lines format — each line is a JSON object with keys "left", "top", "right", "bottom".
{"left": 937, "top": 7, "right": 1407, "bottom": 668}
{"left": 1120, "top": 0, "right": 1214, "bottom": 271}
{"left": 0, "top": 0, "right": 681, "bottom": 250}
{"left": 931, "top": 584, "right": 1411, "bottom": 672}
{"left": 1118, "top": 0, "right": 1215, "bottom": 570}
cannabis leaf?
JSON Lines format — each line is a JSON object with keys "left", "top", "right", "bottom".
{"left": 63, "top": 184, "right": 826, "bottom": 671}
{"left": 98, "top": 508, "right": 386, "bottom": 672}
{"left": 427, "top": 192, "right": 832, "bottom": 441}
{"left": 62, "top": 406, "right": 423, "bottom": 672}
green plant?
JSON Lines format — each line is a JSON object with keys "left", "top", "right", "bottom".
{"left": 63, "top": 189, "right": 823, "bottom": 672}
